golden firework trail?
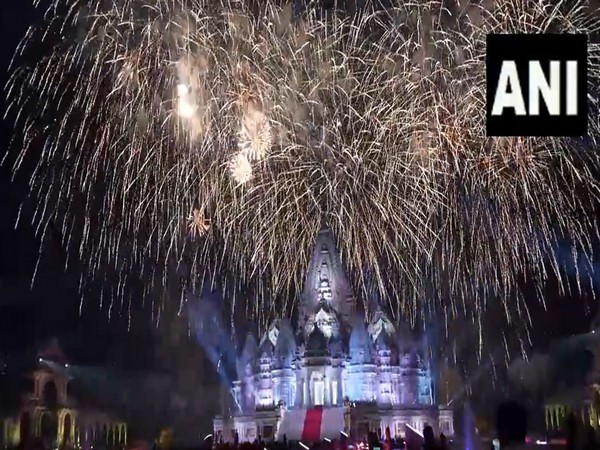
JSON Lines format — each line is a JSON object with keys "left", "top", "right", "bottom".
{"left": 5, "top": 0, "right": 600, "bottom": 354}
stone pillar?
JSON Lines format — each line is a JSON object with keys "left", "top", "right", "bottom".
{"left": 303, "top": 378, "right": 308, "bottom": 407}
{"left": 556, "top": 406, "right": 562, "bottom": 428}
{"left": 305, "top": 370, "right": 312, "bottom": 407}
{"left": 57, "top": 413, "right": 63, "bottom": 444}
{"left": 296, "top": 376, "right": 303, "bottom": 407}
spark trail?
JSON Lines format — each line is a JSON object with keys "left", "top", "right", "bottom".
{"left": 6, "top": 0, "right": 600, "bottom": 342}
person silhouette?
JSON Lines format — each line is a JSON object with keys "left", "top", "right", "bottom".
{"left": 422, "top": 426, "right": 438, "bottom": 450}
{"left": 496, "top": 401, "right": 527, "bottom": 450}
{"left": 565, "top": 412, "right": 577, "bottom": 450}
{"left": 439, "top": 433, "right": 447, "bottom": 450}
{"left": 583, "top": 424, "right": 597, "bottom": 450}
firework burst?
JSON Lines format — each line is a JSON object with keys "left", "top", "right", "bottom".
{"left": 189, "top": 208, "right": 211, "bottom": 239}
{"left": 6, "top": 0, "right": 600, "bottom": 347}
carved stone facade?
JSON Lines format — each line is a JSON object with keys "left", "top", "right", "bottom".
{"left": 214, "top": 229, "right": 454, "bottom": 443}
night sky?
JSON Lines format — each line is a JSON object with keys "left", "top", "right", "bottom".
{"left": 0, "top": 0, "right": 598, "bottom": 409}
{"left": 0, "top": 6, "right": 220, "bottom": 438}
{"left": 0, "top": 1, "right": 161, "bottom": 367}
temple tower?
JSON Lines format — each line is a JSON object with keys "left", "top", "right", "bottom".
{"left": 298, "top": 229, "right": 354, "bottom": 338}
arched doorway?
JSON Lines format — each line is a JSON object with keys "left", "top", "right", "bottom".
{"left": 63, "top": 414, "right": 72, "bottom": 445}
{"left": 40, "top": 412, "right": 58, "bottom": 445}
{"left": 19, "top": 412, "right": 31, "bottom": 444}
{"left": 43, "top": 380, "right": 58, "bottom": 409}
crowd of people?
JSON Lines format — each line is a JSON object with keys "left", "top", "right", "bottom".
{"left": 207, "top": 401, "right": 600, "bottom": 450}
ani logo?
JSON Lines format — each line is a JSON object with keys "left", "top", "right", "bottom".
{"left": 486, "top": 33, "right": 588, "bottom": 137}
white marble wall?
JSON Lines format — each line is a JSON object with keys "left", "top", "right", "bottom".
{"left": 239, "top": 357, "right": 433, "bottom": 410}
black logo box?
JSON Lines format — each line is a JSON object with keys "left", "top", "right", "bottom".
{"left": 486, "top": 34, "right": 587, "bottom": 137}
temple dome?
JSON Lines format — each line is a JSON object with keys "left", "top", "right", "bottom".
{"left": 237, "top": 332, "right": 259, "bottom": 378}
{"left": 274, "top": 319, "right": 296, "bottom": 367}
{"left": 305, "top": 327, "right": 329, "bottom": 357}
{"left": 375, "top": 328, "right": 393, "bottom": 351}
{"left": 305, "top": 302, "right": 342, "bottom": 339}
{"left": 329, "top": 332, "right": 346, "bottom": 357}
{"left": 368, "top": 309, "right": 396, "bottom": 342}
{"left": 38, "top": 338, "right": 68, "bottom": 365}
{"left": 259, "top": 319, "right": 289, "bottom": 357}
{"left": 259, "top": 329, "right": 274, "bottom": 357}
{"left": 349, "top": 316, "right": 372, "bottom": 364}
{"left": 299, "top": 229, "right": 354, "bottom": 335}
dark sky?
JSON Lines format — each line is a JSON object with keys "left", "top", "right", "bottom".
{"left": 0, "top": 1, "right": 159, "bottom": 366}
{"left": 0, "top": 0, "right": 597, "bottom": 369}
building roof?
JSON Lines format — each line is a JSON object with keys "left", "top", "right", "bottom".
{"left": 374, "top": 327, "right": 393, "bottom": 350}
{"left": 232, "top": 229, "right": 428, "bottom": 376}
{"left": 38, "top": 338, "right": 69, "bottom": 364}
{"left": 305, "top": 327, "right": 329, "bottom": 357}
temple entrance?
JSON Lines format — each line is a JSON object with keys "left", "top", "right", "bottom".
{"left": 19, "top": 412, "right": 31, "bottom": 444}
{"left": 314, "top": 380, "right": 324, "bottom": 406}
{"left": 262, "top": 426, "right": 273, "bottom": 440}
{"left": 63, "top": 414, "right": 72, "bottom": 445}
{"left": 40, "top": 412, "right": 58, "bottom": 445}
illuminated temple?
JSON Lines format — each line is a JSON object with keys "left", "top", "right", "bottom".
{"left": 213, "top": 229, "right": 454, "bottom": 443}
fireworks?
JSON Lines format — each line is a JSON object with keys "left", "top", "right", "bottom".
{"left": 189, "top": 208, "right": 211, "bottom": 239}
{"left": 6, "top": 0, "right": 600, "bottom": 343}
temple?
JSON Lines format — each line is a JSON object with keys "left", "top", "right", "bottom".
{"left": 0, "top": 340, "right": 128, "bottom": 449}
{"left": 213, "top": 229, "right": 454, "bottom": 442}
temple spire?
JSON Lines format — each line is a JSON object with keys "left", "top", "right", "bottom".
{"left": 319, "top": 216, "right": 329, "bottom": 233}
{"left": 298, "top": 228, "right": 355, "bottom": 336}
